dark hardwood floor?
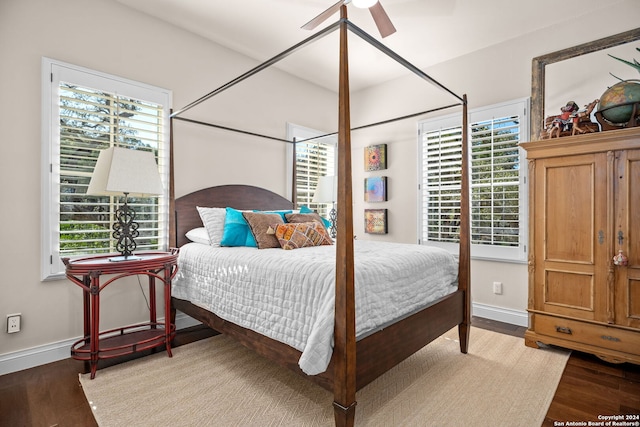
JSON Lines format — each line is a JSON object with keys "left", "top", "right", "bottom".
{"left": 542, "top": 352, "right": 640, "bottom": 426}
{"left": 1, "top": 318, "right": 638, "bottom": 427}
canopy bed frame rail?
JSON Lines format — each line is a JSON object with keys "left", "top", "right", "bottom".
{"left": 171, "top": 289, "right": 465, "bottom": 391}
{"left": 169, "top": 6, "right": 469, "bottom": 427}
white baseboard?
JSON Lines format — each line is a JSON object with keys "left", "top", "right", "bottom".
{"left": 472, "top": 302, "right": 528, "bottom": 327}
{"left": 2, "top": 306, "right": 526, "bottom": 376}
{"left": 0, "top": 313, "right": 200, "bottom": 377}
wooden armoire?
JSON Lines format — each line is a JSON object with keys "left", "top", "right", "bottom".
{"left": 521, "top": 127, "right": 640, "bottom": 364}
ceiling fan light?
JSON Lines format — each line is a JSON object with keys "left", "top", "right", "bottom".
{"left": 352, "top": 0, "right": 378, "bottom": 8}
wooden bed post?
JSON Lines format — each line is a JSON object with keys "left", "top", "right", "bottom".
{"left": 291, "top": 137, "right": 298, "bottom": 208}
{"left": 458, "top": 95, "right": 471, "bottom": 353}
{"left": 168, "top": 112, "right": 178, "bottom": 327}
{"left": 168, "top": 112, "right": 177, "bottom": 327}
{"left": 169, "top": 111, "right": 176, "bottom": 249}
{"left": 333, "top": 5, "right": 357, "bottom": 427}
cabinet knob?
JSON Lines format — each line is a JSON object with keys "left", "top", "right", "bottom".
{"left": 613, "top": 250, "right": 628, "bottom": 266}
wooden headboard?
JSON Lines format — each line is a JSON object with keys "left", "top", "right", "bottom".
{"left": 173, "top": 184, "right": 294, "bottom": 247}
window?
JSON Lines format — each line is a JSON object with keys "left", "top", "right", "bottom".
{"left": 42, "top": 58, "right": 171, "bottom": 280}
{"left": 286, "top": 124, "right": 336, "bottom": 217}
{"left": 418, "top": 99, "right": 528, "bottom": 262}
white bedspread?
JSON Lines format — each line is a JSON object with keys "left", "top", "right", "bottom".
{"left": 172, "top": 240, "right": 458, "bottom": 375}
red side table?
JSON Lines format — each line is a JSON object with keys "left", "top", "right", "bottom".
{"left": 63, "top": 249, "right": 179, "bottom": 379}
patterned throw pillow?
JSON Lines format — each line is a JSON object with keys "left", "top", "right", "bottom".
{"left": 272, "top": 222, "right": 333, "bottom": 250}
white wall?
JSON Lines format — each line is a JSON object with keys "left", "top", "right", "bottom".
{"left": 0, "top": 0, "right": 335, "bottom": 371}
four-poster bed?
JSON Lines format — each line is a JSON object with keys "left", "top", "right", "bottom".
{"left": 169, "top": 6, "right": 470, "bottom": 427}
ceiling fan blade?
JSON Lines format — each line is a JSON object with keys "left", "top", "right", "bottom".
{"left": 302, "top": 0, "right": 345, "bottom": 30}
{"left": 369, "top": 1, "right": 396, "bottom": 38}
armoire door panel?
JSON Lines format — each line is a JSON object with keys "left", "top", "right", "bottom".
{"left": 544, "top": 270, "right": 594, "bottom": 311}
{"left": 615, "top": 275, "right": 640, "bottom": 328}
{"left": 629, "top": 278, "right": 640, "bottom": 320}
{"left": 533, "top": 153, "right": 608, "bottom": 321}
{"left": 626, "top": 153, "right": 640, "bottom": 267}
{"left": 615, "top": 149, "right": 640, "bottom": 329}
{"left": 544, "top": 163, "right": 595, "bottom": 263}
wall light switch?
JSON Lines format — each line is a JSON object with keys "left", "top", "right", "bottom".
{"left": 492, "top": 282, "right": 503, "bottom": 295}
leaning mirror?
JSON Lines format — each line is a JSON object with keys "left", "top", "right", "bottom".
{"left": 531, "top": 28, "right": 640, "bottom": 140}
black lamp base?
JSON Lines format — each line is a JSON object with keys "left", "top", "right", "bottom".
{"left": 328, "top": 204, "right": 337, "bottom": 239}
{"left": 112, "top": 192, "right": 140, "bottom": 260}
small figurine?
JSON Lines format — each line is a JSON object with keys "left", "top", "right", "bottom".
{"left": 548, "top": 101, "right": 579, "bottom": 138}
{"left": 572, "top": 99, "right": 599, "bottom": 135}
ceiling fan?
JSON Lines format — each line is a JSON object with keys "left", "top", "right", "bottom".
{"left": 302, "top": 0, "right": 397, "bottom": 38}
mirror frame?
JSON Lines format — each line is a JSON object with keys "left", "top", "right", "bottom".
{"left": 530, "top": 28, "right": 640, "bottom": 140}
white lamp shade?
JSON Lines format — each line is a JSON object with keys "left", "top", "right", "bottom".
{"left": 87, "top": 146, "right": 164, "bottom": 197}
{"left": 352, "top": 0, "right": 378, "bottom": 8}
{"left": 312, "top": 175, "right": 337, "bottom": 203}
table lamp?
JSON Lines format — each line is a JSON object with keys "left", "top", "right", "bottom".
{"left": 87, "top": 146, "right": 164, "bottom": 261}
{"left": 312, "top": 175, "right": 337, "bottom": 238}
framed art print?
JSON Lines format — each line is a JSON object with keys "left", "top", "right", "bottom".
{"left": 364, "top": 176, "right": 387, "bottom": 202}
{"left": 364, "top": 209, "right": 388, "bottom": 234}
{"left": 364, "top": 144, "right": 387, "bottom": 171}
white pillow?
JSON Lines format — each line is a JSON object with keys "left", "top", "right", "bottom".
{"left": 185, "top": 227, "right": 210, "bottom": 245}
{"left": 196, "top": 206, "right": 226, "bottom": 247}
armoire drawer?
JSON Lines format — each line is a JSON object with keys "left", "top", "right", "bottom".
{"left": 533, "top": 314, "right": 640, "bottom": 354}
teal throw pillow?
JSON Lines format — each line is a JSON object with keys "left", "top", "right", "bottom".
{"left": 220, "top": 207, "right": 257, "bottom": 247}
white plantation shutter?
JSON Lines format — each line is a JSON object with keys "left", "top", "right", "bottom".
{"left": 419, "top": 99, "right": 528, "bottom": 262}
{"left": 470, "top": 116, "right": 521, "bottom": 248}
{"left": 422, "top": 125, "right": 463, "bottom": 246}
{"left": 296, "top": 138, "right": 336, "bottom": 208}
{"left": 42, "top": 58, "right": 171, "bottom": 279}
{"left": 287, "top": 124, "right": 337, "bottom": 216}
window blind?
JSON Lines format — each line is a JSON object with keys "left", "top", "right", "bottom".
{"left": 295, "top": 138, "right": 336, "bottom": 214}
{"left": 470, "top": 116, "right": 521, "bottom": 247}
{"left": 422, "top": 126, "right": 463, "bottom": 243}
{"left": 419, "top": 99, "right": 527, "bottom": 261}
{"left": 58, "top": 83, "right": 165, "bottom": 256}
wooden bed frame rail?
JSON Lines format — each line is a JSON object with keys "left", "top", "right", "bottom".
{"left": 172, "top": 288, "right": 465, "bottom": 394}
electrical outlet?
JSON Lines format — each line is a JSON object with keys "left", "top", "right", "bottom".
{"left": 492, "top": 282, "right": 503, "bottom": 295}
{"left": 7, "top": 314, "right": 21, "bottom": 333}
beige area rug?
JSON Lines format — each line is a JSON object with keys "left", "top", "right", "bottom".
{"left": 79, "top": 327, "right": 569, "bottom": 427}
